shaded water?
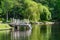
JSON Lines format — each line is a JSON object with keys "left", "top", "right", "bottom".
{"left": 0, "top": 24, "right": 60, "bottom": 40}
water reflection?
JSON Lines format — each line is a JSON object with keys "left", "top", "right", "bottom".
{"left": 30, "top": 24, "right": 51, "bottom": 40}
{"left": 0, "top": 30, "right": 11, "bottom": 40}
{"left": 51, "top": 24, "right": 60, "bottom": 40}
{"left": 11, "top": 29, "right": 31, "bottom": 40}
{"left": 0, "top": 24, "right": 60, "bottom": 40}
{"left": 40, "top": 24, "right": 51, "bottom": 40}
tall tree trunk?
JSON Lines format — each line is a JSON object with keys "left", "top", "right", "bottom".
{"left": 6, "top": 11, "right": 8, "bottom": 22}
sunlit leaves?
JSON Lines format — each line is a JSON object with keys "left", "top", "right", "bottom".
{"left": 24, "top": 1, "right": 40, "bottom": 22}
{"left": 24, "top": 0, "right": 51, "bottom": 22}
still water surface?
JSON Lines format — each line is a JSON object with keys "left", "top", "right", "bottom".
{"left": 0, "top": 24, "right": 60, "bottom": 40}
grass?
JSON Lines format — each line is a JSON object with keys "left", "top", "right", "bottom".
{"left": 0, "top": 24, "right": 11, "bottom": 30}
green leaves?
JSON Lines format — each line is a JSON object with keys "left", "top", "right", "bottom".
{"left": 0, "top": 0, "right": 51, "bottom": 22}
{"left": 23, "top": 0, "right": 51, "bottom": 22}
{"left": 0, "top": 8, "right": 2, "bottom": 14}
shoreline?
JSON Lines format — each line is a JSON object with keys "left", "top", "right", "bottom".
{"left": 0, "top": 22, "right": 60, "bottom": 29}
{"left": 30, "top": 22, "right": 60, "bottom": 25}
{"left": 0, "top": 21, "right": 60, "bottom": 25}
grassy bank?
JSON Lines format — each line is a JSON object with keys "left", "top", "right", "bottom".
{"left": 0, "top": 24, "right": 11, "bottom": 30}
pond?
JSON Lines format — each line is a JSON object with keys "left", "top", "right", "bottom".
{"left": 0, "top": 24, "right": 60, "bottom": 40}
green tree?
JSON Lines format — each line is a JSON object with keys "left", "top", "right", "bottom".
{"left": 0, "top": 0, "right": 52, "bottom": 22}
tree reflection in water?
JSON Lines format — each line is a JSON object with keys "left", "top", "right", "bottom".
{"left": 0, "top": 24, "right": 57, "bottom": 40}
{"left": 11, "top": 29, "right": 32, "bottom": 40}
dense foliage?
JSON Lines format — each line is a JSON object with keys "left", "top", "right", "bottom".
{"left": 0, "top": 0, "right": 59, "bottom": 22}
